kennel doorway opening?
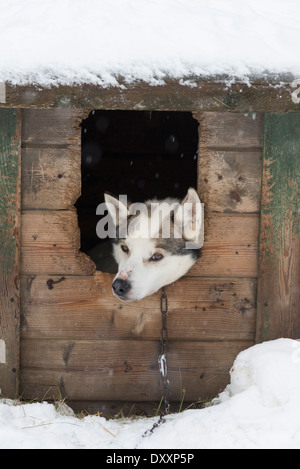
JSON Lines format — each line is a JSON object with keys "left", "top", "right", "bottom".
{"left": 76, "top": 110, "right": 199, "bottom": 272}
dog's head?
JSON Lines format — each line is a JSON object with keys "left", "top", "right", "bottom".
{"left": 105, "top": 188, "right": 204, "bottom": 301}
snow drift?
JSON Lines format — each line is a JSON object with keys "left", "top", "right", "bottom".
{"left": 0, "top": 338, "right": 300, "bottom": 449}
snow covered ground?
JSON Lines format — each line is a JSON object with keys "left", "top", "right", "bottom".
{"left": 1, "top": 339, "right": 300, "bottom": 449}
{"left": 0, "top": 0, "right": 300, "bottom": 86}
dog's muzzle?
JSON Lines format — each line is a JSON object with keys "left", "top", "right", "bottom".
{"left": 112, "top": 278, "right": 132, "bottom": 299}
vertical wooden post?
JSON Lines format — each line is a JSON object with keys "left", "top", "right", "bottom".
{"left": 0, "top": 109, "right": 21, "bottom": 397}
{"left": 257, "top": 113, "right": 300, "bottom": 342}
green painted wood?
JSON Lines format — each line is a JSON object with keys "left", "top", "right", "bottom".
{"left": 0, "top": 108, "right": 21, "bottom": 397}
{"left": 257, "top": 113, "right": 300, "bottom": 342}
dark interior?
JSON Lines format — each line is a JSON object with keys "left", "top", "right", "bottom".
{"left": 76, "top": 110, "right": 199, "bottom": 272}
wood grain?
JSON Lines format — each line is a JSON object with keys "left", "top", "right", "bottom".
{"left": 21, "top": 210, "right": 258, "bottom": 277}
{"left": 196, "top": 112, "right": 264, "bottom": 149}
{"left": 21, "top": 109, "right": 84, "bottom": 146}
{"left": 20, "top": 339, "right": 252, "bottom": 402}
{"left": 21, "top": 210, "right": 95, "bottom": 275}
{"left": 196, "top": 112, "right": 263, "bottom": 213}
{"left": 0, "top": 109, "right": 21, "bottom": 397}
{"left": 6, "top": 80, "right": 299, "bottom": 112}
{"left": 21, "top": 147, "right": 81, "bottom": 210}
{"left": 198, "top": 150, "right": 262, "bottom": 213}
{"left": 191, "top": 213, "right": 259, "bottom": 277}
{"left": 21, "top": 274, "right": 257, "bottom": 341}
{"left": 256, "top": 113, "right": 300, "bottom": 341}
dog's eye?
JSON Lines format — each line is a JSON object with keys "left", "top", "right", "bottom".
{"left": 121, "top": 245, "right": 129, "bottom": 253}
{"left": 150, "top": 252, "right": 164, "bottom": 262}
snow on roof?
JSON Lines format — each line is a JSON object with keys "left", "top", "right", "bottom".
{"left": 1, "top": 0, "right": 300, "bottom": 87}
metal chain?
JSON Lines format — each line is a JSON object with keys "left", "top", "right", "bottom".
{"left": 158, "top": 286, "right": 170, "bottom": 415}
{"left": 142, "top": 287, "right": 170, "bottom": 439}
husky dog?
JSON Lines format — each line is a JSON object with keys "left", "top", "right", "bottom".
{"left": 104, "top": 188, "right": 204, "bottom": 302}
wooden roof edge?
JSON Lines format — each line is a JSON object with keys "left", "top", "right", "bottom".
{"left": 1, "top": 77, "right": 299, "bottom": 112}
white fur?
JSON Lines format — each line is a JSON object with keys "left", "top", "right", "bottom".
{"left": 112, "top": 231, "right": 196, "bottom": 302}
{"left": 105, "top": 188, "right": 203, "bottom": 301}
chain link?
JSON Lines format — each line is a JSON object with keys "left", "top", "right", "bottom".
{"left": 158, "top": 286, "right": 170, "bottom": 414}
{"left": 142, "top": 287, "right": 170, "bottom": 438}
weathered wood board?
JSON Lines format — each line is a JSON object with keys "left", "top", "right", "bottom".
{"left": 21, "top": 147, "right": 81, "bottom": 210}
{"left": 0, "top": 109, "right": 21, "bottom": 397}
{"left": 21, "top": 108, "right": 83, "bottom": 210}
{"left": 257, "top": 113, "right": 300, "bottom": 341}
{"left": 21, "top": 339, "right": 251, "bottom": 402}
{"left": 198, "top": 150, "right": 262, "bottom": 212}
{"left": 21, "top": 108, "right": 84, "bottom": 146}
{"left": 4, "top": 80, "right": 300, "bottom": 112}
{"left": 21, "top": 210, "right": 95, "bottom": 275}
{"left": 21, "top": 274, "right": 257, "bottom": 341}
{"left": 197, "top": 112, "right": 264, "bottom": 149}
{"left": 197, "top": 112, "right": 263, "bottom": 213}
{"left": 21, "top": 210, "right": 258, "bottom": 277}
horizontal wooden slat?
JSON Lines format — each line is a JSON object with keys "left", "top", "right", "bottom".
{"left": 22, "top": 109, "right": 84, "bottom": 146}
{"left": 194, "top": 245, "right": 258, "bottom": 278}
{"left": 197, "top": 150, "right": 261, "bottom": 213}
{"left": 21, "top": 211, "right": 258, "bottom": 277}
{"left": 20, "top": 339, "right": 252, "bottom": 402}
{"left": 197, "top": 112, "right": 264, "bottom": 149}
{"left": 196, "top": 111, "right": 263, "bottom": 213}
{"left": 191, "top": 213, "right": 259, "bottom": 277}
{"left": 21, "top": 210, "right": 95, "bottom": 275}
{"left": 6, "top": 81, "right": 299, "bottom": 112}
{"left": 21, "top": 147, "right": 81, "bottom": 210}
{"left": 21, "top": 274, "right": 257, "bottom": 341}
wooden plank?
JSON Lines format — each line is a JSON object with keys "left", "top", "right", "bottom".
{"left": 22, "top": 109, "right": 84, "bottom": 146}
{"left": 21, "top": 274, "right": 256, "bottom": 341}
{"left": 191, "top": 213, "right": 259, "bottom": 277}
{"left": 5, "top": 80, "right": 300, "bottom": 112}
{"left": 196, "top": 112, "right": 263, "bottom": 213}
{"left": 256, "top": 113, "right": 300, "bottom": 341}
{"left": 21, "top": 147, "right": 81, "bottom": 210}
{"left": 20, "top": 339, "right": 251, "bottom": 402}
{"left": 21, "top": 211, "right": 258, "bottom": 277}
{"left": 197, "top": 150, "right": 262, "bottom": 213}
{"left": 0, "top": 109, "right": 21, "bottom": 397}
{"left": 21, "top": 108, "right": 83, "bottom": 210}
{"left": 21, "top": 210, "right": 95, "bottom": 275}
{"left": 197, "top": 112, "right": 264, "bottom": 149}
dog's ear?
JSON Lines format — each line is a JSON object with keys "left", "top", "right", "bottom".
{"left": 104, "top": 193, "right": 129, "bottom": 226}
{"left": 175, "top": 188, "right": 204, "bottom": 246}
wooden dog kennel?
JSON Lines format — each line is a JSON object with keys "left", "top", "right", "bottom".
{"left": 0, "top": 80, "right": 299, "bottom": 416}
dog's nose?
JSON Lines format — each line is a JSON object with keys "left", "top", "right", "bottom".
{"left": 112, "top": 278, "right": 131, "bottom": 297}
